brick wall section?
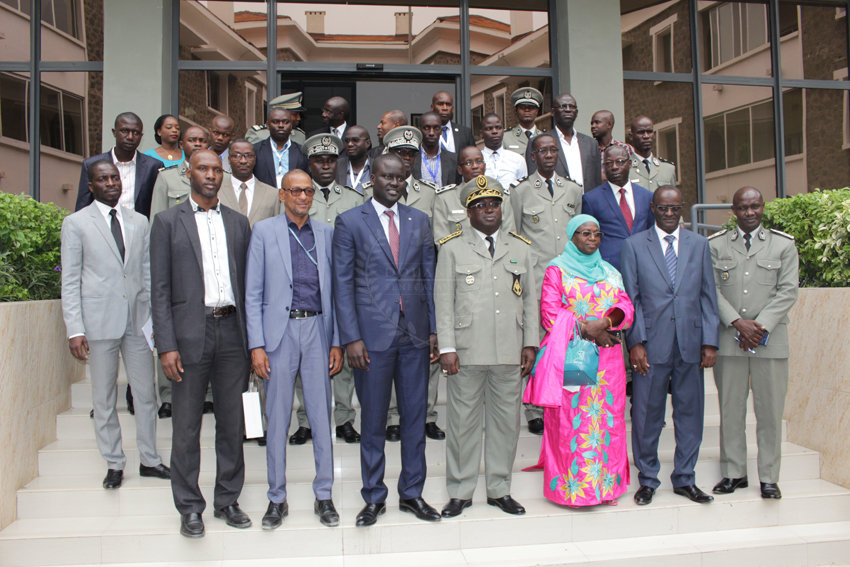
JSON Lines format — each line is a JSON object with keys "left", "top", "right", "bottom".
{"left": 83, "top": 0, "right": 103, "bottom": 157}
{"left": 622, "top": 1, "right": 693, "bottom": 74}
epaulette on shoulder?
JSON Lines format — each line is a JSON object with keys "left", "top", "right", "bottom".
{"left": 438, "top": 230, "right": 462, "bottom": 245}
{"left": 659, "top": 157, "right": 676, "bottom": 165}
{"left": 707, "top": 229, "right": 727, "bottom": 241}
{"left": 510, "top": 175, "right": 528, "bottom": 188}
{"left": 361, "top": 181, "right": 372, "bottom": 190}
{"left": 252, "top": 124, "right": 267, "bottom": 131}
{"left": 561, "top": 173, "right": 581, "bottom": 186}
{"left": 770, "top": 228, "right": 795, "bottom": 240}
{"left": 159, "top": 164, "right": 178, "bottom": 172}
{"left": 509, "top": 231, "right": 531, "bottom": 245}
{"left": 341, "top": 184, "right": 357, "bottom": 192}
{"left": 436, "top": 183, "right": 457, "bottom": 195}
{"left": 419, "top": 179, "right": 439, "bottom": 190}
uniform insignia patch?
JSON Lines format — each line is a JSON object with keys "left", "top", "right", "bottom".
{"left": 252, "top": 124, "right": 266, "bottom": 131}
{"left": 159, "top": 164, "right": 178, "bottom": 172}
{"left": 512, "top": 275, "right": 522, "bottom": 296}
{"left": 534, "top": 179, "right": 541, "bottom": 188}
{"left": 437, "top": 230, "right": 462, "bottom": 245}
{"left": 436, "top": 184, "right": 456, "bottom": 194}
{"left": 653, "top": 157, "right": 659, "bottom": 166}
{"left": 555, "top": 178, "right": 563, "bottom": 186}
{"left": 770, "top": 228, "right": 794, "bottom": 240}
{"left": 334, "top": 186, "right": 341, "bottom": 193}
{"left": 721, "top": 272, "right": 730, "bottom": 281}
{"left": 466, "top": 275, "right": 475, "bottom": 285}
{"left": 532, "top": 215, "right": 539, "bottom": 223}
{"left": 509, "top": 231, "right": 531, "bottom": 245}
{"left": 455, "top": 222, "right": 462, "bottom": 231}
{"left": 707, "top": 229, "right": 727, "bottom": 240}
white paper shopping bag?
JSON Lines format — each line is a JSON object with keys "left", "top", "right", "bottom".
{"left": 242, "top": 378, "right": 264, "bottom": 439}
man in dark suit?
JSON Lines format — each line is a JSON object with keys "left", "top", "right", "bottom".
{"left": 337, "top": 125, "right": 372, "bottom": 193}
{"left": 413, "top": 111, "right": 460, "bottom": 188}
{"left": 332, "top": 154, "right": 441, "bottom": 527}
{"left": 150, "top": 150, "right": 253, "bottom": 538}
{"left": 431, "top": 91, "right": 475, "bottom": 153}
{"left": 581, "top": 146, "right": 654, "bottom": 272}
{"left": 621, "top": 186, "right": 720, "bottom": 507}
{"left": 526, "top": 93, "right": 602, "bottom": 191}
{"left": 253, "top": 108, "right": 309, "bottom": 189}
{"left": 76, "top": 112, "right": 160, "bottom": 219}
{"left": 308, "top": 96, "right": 350, "bottom": 139}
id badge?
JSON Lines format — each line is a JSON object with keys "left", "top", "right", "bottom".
{"left": 276, "top": 174, "right": 283, "bottom": 189}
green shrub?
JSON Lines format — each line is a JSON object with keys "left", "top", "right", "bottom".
{"left": 0, "top": 193, "right": 68, "bottom": 301}
{"left": 721, "top": 188, "right": 850, "bottom": 287}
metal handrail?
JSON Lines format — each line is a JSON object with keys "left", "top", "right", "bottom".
{"left": 690, "top": 203, "right": 733, "bottom": 235}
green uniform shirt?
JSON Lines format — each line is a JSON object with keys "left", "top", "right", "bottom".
{"left": 502, "top": 125, "right": 539, "bottom": 156}
{"left": 628, "top": 154, "right": 677, "bottom": 193}
{"left": 302, "top": 180, "right": 364, "bottom": 226}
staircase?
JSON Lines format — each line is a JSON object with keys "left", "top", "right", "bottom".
{"left": 2, "top": 365, "right": 850, "bottom": 567}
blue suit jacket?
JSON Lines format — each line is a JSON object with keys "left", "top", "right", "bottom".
{"left": 581, "top": 181, "right": 654, "bottom": 272}
{"left": 252, "top": 137, "right": 309, "bottom": 189}
{"left": 621, "top": 227, "right": 720, "bottom": 365}
{"left": 244, "top": 214, "right": 338, "bottom": 354}
{"left": 332, "top": 199, "right": 436, "bottom": 352}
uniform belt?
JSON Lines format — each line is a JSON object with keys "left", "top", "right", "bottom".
{"left": 206, "top": 305, "right": 236, "bottom": 317}
{"left": 290, "top": 310, "right": 321, "bottom": 319}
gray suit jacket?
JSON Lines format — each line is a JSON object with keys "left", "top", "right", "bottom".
{"left": 525, "top": 129, "right": 602, "bottom": 191}
{"left": 218, "top": 176, "right": 281, "bottom": 227}
{"left": 150, "top": 200, "right": 252, "bottom": 365}
{"left": 61, "top": 203, "right": 151, "bottom": 340}
{"left": 621, "top": 227, "right": 720, "bottom": 365}
{"left": 245, "top": 215, "right": 338, "bottom": 354}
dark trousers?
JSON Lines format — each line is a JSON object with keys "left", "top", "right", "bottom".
{"left": 170, "top": 313, "right": 250, "bottom": 514}
{"left": 354, "top": 312, "right": 429, "bottom": 503}
{"left": 631, "top": 338, "right": 705, "bottom": 489}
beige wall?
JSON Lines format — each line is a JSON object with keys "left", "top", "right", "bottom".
{"left": 0, "top": 301, "right": 84, "bottom": 530}
{"left": 785, "top": 288, "right": 850, "bottom": 490}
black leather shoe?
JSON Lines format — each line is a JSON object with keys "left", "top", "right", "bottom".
{"left": 425, "top": 422, "right": 446, "bottom": 440}
{"left": 289, "top": 427, "right": 312, "bottom": 445}
{"left": 760, "top": 482, "right": 782, "bottom": 499}
{"left": 386, "top": 425, "right": 401, "bottom": 442}
{"left": 487, "top": 495, "right": 526, "bottom": 515}
{"left": 180, "top": 513, "right": 204, "bottom": 538}
{"left": 336, "top": 422, "right": 361, "bottom": 443}
{"left": 213, "top": 504, "right": 252, "bottom": 528}
{"left": 262, "top": 501, "right": 288, "bottom": 530}
{"left": 140, "top": 463, "right": 171, "bottom": 479}
{"left": 126, "top": 385, "right": 134, "bottom": 415}
{"left": 103, "top": 469, "right": 123, "bottom": 489}
{"left": 441, "top": 498, "right": 472, "bottom": 518}
{"left": 528, "top": 418, "right": 544, "bottom": 435}
{"left": 673, "top": 485, "right": 714, "bottom": 503}
{"left": 315, "top": 499, "right": 340, "bottom": 526}
{"left": 203, "top": 401, "right": 214, "bottom": 414}
{"left": 158, "top": 403, "right": 172, "bottom": 418}
{"left": 713, "top": 476, "right": 749, "bottom": 494}
{"left": 355, "top": 502, "right": 386, "bottom": 527}
{"left": 399, "top": 497, "right": 441, "bottom": 522}
{"left": 257, "top": 433, "right": 267, "bottom": 447}
{"left": 634, "top": 485, "right": 655, "bottom": 505}
{"left": 89, "top": 409, "right": 94, "bottom": 419}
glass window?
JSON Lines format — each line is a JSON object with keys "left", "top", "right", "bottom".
{"left": 42, "top": 0, "right": 102, "bottom": 62}
{"left": 207, "top": 71, "right": 222, "bottom": 112}
{"left": 471, "top": 75, "right": 553, "bottom": 142}
{"left": 0, "top": 0, "right": 31, "bottom": 61}
{"left": 0, "top": 73, "right": 28, "bottom": 143}
{"left": 622, "top": 1, "right": 692, "bottom": 74}
{"left": 62, "top": 92, "right": 83, "bottom": 156}
{"left": 469, "top": 7, "right": 549, "bottom": 68}
{"left": 784, "top": 4, "right": 848, "bottom": 80}
{"left": 700, "top": 1, "right": 774, "bottom": 77}
{"left": 40, "top": 85, "right": 63, "bottom": 152}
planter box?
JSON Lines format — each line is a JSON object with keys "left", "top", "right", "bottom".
{"left": 786, "top": 288, "right": 850, "bottom": 490}
{"left": 0, "top": 300, "right": 84, "bottom": 530}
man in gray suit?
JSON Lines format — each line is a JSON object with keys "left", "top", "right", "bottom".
{"left": 151, "top": 150, "right": 253, "bottom": 538}
{"left": 246, "top": 169, "right": 344, "bottom": 530}
{"left": 621, "top": 186, "right": 720, "bottom": 506}
{"left": 61, "top": 160, "right": 170, "bottom": 489}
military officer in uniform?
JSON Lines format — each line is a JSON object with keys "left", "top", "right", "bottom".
{"left": 508, "top": 133, "right": 582, "bottom": 435}
{"left": 245, "top": 92, "right": 307, "bottom": 146}
{"left": 502, "top": 87, "right": 544, "bottom": 156}
{"left": 433, "top": 145, "right": 515, "bottom": 245}
{"left": 288, "top": 134, "right": 365, "bottom": 446}
{"left": 709, "top": 187, "right": 799, "bottom": 500}
{"left": 627, "top": 116, "right": 676, "bottom": 193}
{"left": 435, "top": 175, "right": 539, "bottom": 518}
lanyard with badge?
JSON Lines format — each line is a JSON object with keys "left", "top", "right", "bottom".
{"left": 420, "top": 147, "right": 440, "bottom": 184}
{"left": 288, "top": 227, "right": 318, "bottom": 266}
{"left": 274, "top": 145, "right": 288, "bottom": 189}
{"left": 349, "top": 164, "right": 367, "bottom": 192}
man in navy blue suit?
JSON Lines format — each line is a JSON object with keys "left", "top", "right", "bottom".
{"left": 580, "top": 146, "right": 654, "bottom": 272}
{"left": 332, "top": 154, "right": 441, "bottom": 526}
{"left": 621, "top": 186, "right": 720, "bottom": 507}
{"left": 253, "top": 108, "right": 309, "bottom": 189}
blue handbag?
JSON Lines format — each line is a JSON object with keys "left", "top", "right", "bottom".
{"left": 562, "top": 321, "right": 600, "bottom": 388}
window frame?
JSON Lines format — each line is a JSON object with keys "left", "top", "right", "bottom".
{"left": 654, "top": 117, "right": 682, "bottom": 183}
{"left": 650, "top": 14, "right": 678, "bottom": 74}
{"left": 836, "top": 68, "right": 850, "bottom": 150}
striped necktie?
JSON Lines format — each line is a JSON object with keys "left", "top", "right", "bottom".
{"left": 664, "top": 234, "right": 677, "bottom": 286}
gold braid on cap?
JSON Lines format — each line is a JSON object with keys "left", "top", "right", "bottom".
{"left": 465, "top": 175, "right": 502, "bottom": 207}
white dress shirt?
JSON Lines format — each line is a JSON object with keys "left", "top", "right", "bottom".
{"left": 655, "top": 224, "right": 680, "bottom": 256}
{"left": 440, "top": 121, "right": 457, "bottom": 153}
{"left": 609, "top": 180, "right": 636, "bottom": 219}
{"left": 481, "top": 146, "right": 528, "bottom": 188}
{"left": 94, "top": 199, "right": 126, "bottom": 244}
{"left": 332, "top": 122, "right": 347, "bottom": 140}
{"left": 190, "top": 196, "right": 236, "bottom": 308}
{"left": 111, "top": 148, "right": 137, "bottom": 210}
{"left": 370, "top": 197, "right": 400, "bottom": 244}
{"left": 556, "top": 127, "right": 584, "bottom": 188}
{"left": 231, "top": 175, "right": 255, "bottom": 214}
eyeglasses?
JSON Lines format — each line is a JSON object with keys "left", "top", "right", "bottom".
{"left": 284, "top": 188, "right": 316, "bottom": 197}
{"left": 554, "top": 103, "right": 578, "bottom": 111}
{"left": 469, "top": 201, "right": 501, "bottom": 211}
{"left": 533, "top": 148, "right": 560, "bottom": 155}
{"left": 575, "top": 231, "right": 604, "bottom": 238}
{"left": 460, "top": 159, "right": 486, "bottom": 167}
{"left": 603, "top": 159, "right": 629, "bottom": 167}
{"left": 231, "top": 153, "right": 256, "bottom": 160}
{"left": 655, "top": 205, "right": 683, "bottom": 213}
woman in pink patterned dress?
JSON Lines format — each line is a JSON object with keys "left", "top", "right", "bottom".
{"left": 524, "top": 214, "right": 634, "bottom": 507}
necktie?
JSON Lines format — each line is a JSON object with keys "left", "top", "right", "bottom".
{"left": 238, "top": 182, "right": 249, "bottom": 215}
{"left": 619, "top": 188, "right": 634, "bottom": 232}
{"left": 643, "top": 159, "right": 651, "bottom": 174}
{"left": 664, "top": 234, "right": 677, "bottom": 286}
{"left": 486, "top": 235, "right": 495, "bottom": 258}
{"left": 744, "top": 233, "right": 751, "bottom": 251}
{"left": 525, "top": 130, "right": 532, "bottom": 140}
{"left": 491, "top": 151, "right": 499, "bottom": 173}
{"left": 385, "top": 210, "right": 402, "bottom": 311}
{"left": 441, "top": 125, "right": 449, "bottom": 142}
{"left": 109, "top": 210, "right": 125, "bottom": 262}
{"left": 546, "top": 179, "right": 554, "bottom": 197}
{"left": 322, "top": 187, "right": 330, "bottom": 202}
